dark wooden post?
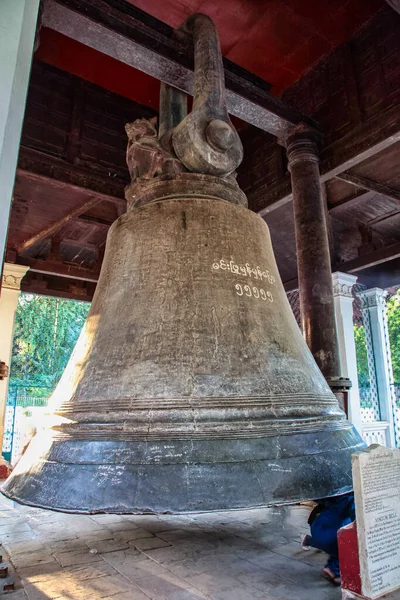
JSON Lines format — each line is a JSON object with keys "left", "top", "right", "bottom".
{"left": 285, "top": 124, "right": 350, "bottom": 399}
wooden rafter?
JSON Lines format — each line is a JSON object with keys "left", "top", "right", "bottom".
{"left": 336, "top": 172, "right": 400, "bottom": 204}
{"left": 17, "top": 147, "right": 127, "bottom": 203}
{"left": 337, "top": 241, "right": 400, "bottom": 273}
{"left": 283, "top": 241, "right": 400, "bottom": 291}
{"left": 17, "top": 257, "right": 100, "bottom": 282}
{"left": 16, "top": 196, "right": 101, "bottom": 254}
{"left": 256, "top": 104, "right": 400, "bottom": 216}
{"left": 385, "top": 0, "right": 400, "bottom": 15}
{"left": 328, "top": 189, "right": 369, "bottom": 213}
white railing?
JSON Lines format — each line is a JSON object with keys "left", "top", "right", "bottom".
{"left": 361, "top": 421, "right": 390, "bottom": 446}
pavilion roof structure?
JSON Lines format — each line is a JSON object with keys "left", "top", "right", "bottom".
{"left": 5, "top": 0, "right": 400, "bottom": 300}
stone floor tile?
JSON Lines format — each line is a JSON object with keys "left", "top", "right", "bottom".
{"left": 133, "top": 537, "right": 172, "bottom": 551}
{"left": 24, "top": 573, "right": 132, "bottom": 600}
{"left": 156, "top": 529, "right": 195, "bottom": 542}
{"left": 0, "top": 518, "right": 29, "bottom": 530}
{"left": 235, "top": 566, "right": 292, "bottom": 594}
{"left": 1, "top": 497, "right": 350, "bottom": 600}
{"left": 89, "top": 514, "right": 133, "bottom": 525}
{"left": 53, "top": 548, "right": 104, "bottom": 567}
{"left": 141, "top": 546, "right": 196, "bottom": 566}
{"left": 166, "top": 590, "right": 208, "bottom": 600}
{"left": 86, "top": 538, "right": 133, "bottom": 555}
{"left": 1, "top": 590, "right": 28, "bottom": 600}
{"left": 134, "top": 572, "right": 205, "bottom": 600}
{"left": 0, "top": 504, "right": 18, "bottom": 513}
{"left": 79, "top": 573, "right": 133, "bottom": 597}
{"left": 102, "top": 589, "right": 152, "bottom": 600}
{"left": 47, "top": 539, "right": 90, "bottom": 552}
{"left": 109, "top": 528, "right": 154, "bottom": 542}
{"left": 188, "top": 570, "right": 244, "bottom": 595}
{"left": 10, "top": 553, "right": 57, "bottom": 569}
{"left": 270, "top": 542, "right": 327, "bottom": 567}
{"left": 105, "top": 521, "right": 141, "bottom": 532}
{"left": 3, "top": 540, "right": 48, "bottom": 556}
{"left": 23, "top": 585, "right": 63, "bottom": 600}
{"left": 212, "top": 586, "right": 269, "bottom": 600}
{"left": 82, "top": 530, "right": 118, "bottom": 542}
{"left": 103, "top": 552, "right": 168, "bottom": 581}
{"left": 131, "top": 517, "right": 197, "bottom": 534}
{"left": 1, "top": 531, "right": 38, "bottom": 543}
{"left": 18, "top": 562, "right": 64, "bottom": 584}
{"left": 60, "top": 560, "right": 120, "bottom": 581}
{"left": 23, "top": 581, "right": 74, "bottom": 600}
{"left": 161, "top": 539, "right": 210, "bottom": 555}
{"left": 36, "top": 530, "right": 79, "bottom": 543}
{"left": 164, "top": 556, "right": 221, "bottom": 579}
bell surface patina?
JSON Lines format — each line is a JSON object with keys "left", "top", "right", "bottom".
{"left": 2, "top": 14, "right": 365, "bottom": 513}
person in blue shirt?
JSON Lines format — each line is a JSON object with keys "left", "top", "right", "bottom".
{"left": 301, "top": 492, "right": 356, "bottom": 586}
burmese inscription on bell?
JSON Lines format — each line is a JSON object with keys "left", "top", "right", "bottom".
{"left": 352, "top": 445, "right": 400, "bottom": 599}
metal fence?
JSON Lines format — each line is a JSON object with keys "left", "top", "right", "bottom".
{"left": 2, "top": 384, "right": 53, "bottom": 463}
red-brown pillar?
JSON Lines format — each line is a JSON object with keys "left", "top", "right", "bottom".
{"left": 285, "top": 124, "right": 349, "bottom": 396}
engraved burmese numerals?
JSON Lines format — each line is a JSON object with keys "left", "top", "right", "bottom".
{"left": 235, "top": 283, "right": 273, "bottom": 302}
{"left": 212, "top": 259, "right": 275, "bottom": 302}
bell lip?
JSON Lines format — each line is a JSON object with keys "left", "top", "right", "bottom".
{"left": 0, "top": 427, "right": 364, "bottom": 515}
{"left": 0, "top": 484, "right": 355, "bottom": 516}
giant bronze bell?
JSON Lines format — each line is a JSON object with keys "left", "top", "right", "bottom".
{"left": 2, "top": 14, "right": 364, "bottom": 513}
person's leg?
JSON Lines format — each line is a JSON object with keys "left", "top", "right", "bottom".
{"left": 326, "top": 557, "right": 340, "bottom": 576}
{"left": 310, "top": 511, "right": 343, "bottom": 584}
{"left": 310, "top": 515, "right": 340, "bottom": 558}
{"left": 301, "top": 534, "right": 313, "bottom": 550}
{"left": 323, "top": 557, "right": 341, "bottom": 586}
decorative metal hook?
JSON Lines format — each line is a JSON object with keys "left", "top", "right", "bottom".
{"left": 172, "top": 14, "right": 243, "bottom": 177}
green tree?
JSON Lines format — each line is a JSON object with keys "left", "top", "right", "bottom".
{"left": 10, "top": 294, "right": 90, "bottom": 392}
{"left": 387, "top": 289, "right": 400, "bottom": 384}
{"left": 354, "top": 324, "right": 370, "bottom": 388}
{"left": 354, "top": 289, "right": 400, "bottom": 408}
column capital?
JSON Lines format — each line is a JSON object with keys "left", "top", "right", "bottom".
{"left": 2, "top": 263, "right": 30, "bottom": 291}
{"left": 332, "top": 272, "right": 358, "bottom": 299}
{"left": 358, "top": 287, "right": 388, "bottom": 309}
{"left": 281, "top": 123, "right": 323, "bottom": 169}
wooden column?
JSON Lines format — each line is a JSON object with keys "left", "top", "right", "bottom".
{"left": 285, "top": 124, "right": 349, "bottom": 394}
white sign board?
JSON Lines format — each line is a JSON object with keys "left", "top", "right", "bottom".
{"left": 352, "top": 445, "right": 400, "bottom": 599}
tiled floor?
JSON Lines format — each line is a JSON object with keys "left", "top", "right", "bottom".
{"left": 0, "top": 492, "right": 342, "bottom": 600}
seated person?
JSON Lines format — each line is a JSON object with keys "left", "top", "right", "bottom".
{"left": 301, "top": 492, "right": 355, "bottom": 586}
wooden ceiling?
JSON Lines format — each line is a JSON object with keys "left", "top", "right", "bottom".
{"left": 128, "top": 0, "right": 382, "bottom": 93}
{"left": 5, "top": 0, "right": 400, "bottom": 299}
{"left": 35, "top": 0, "right": 382, "bottom": 107}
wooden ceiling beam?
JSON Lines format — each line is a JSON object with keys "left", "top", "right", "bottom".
{"left": 22, "top": 277, "right": 94, "bottom": 302}
{"left": 256, "top": 104, "right": 400, "bottom": 216}
{"left": 77, "top": 215, "right": 113, "bottom": 228}
{"left": 16, "top": 196, "right": 101, "bottom": 254}
{"left": 339, "top": 242, "right": 400, "bottom": 273}
{"left": 16, "top": 257, "right": 100, "bottom": 282}
{"left": 336, "top": 172, "right": 400, "bottom": 204}
{"left": 385, "top": 0, "right": 400, "bottom": 15}
{"left": 283, "top": 241, "right": 400, "bottom": 291}
{"left": 328, "top": 188, "right": 369, "bottom": 213}
{"left": 17, "top": 146, "right": 127, "bottom": 205}
{"left": 42, "top": 0, "right": 318, "bottom": 137}
{"left": 365, "top": 208, "right": 400, "bottom": 228}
